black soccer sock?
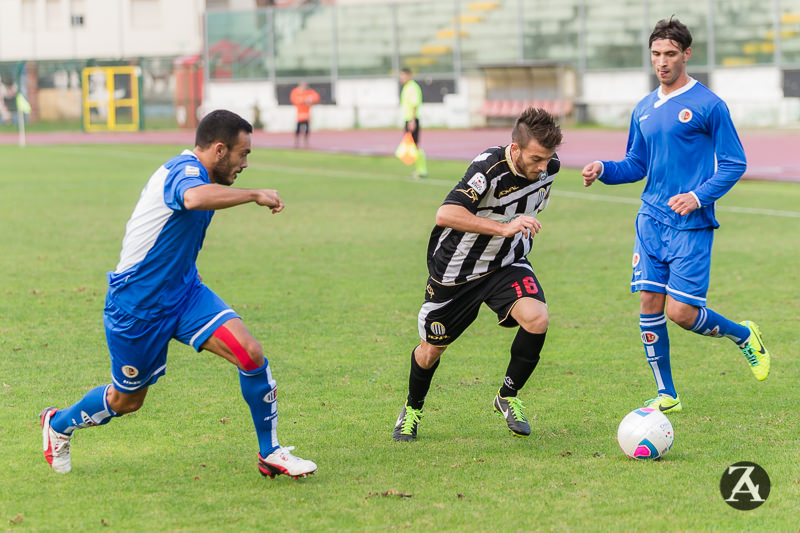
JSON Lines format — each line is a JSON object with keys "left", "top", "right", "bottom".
{"left": 406, "top": 346, "right": 439, "bottom": 410}
{"left": 499, "top": 328, "right": 546, "bottom": 398}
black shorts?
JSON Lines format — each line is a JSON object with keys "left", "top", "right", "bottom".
{"left": 404, "top": 119, "right": 420, "bottom": 145}
{"left": 296, "top": 121, "right": 310, "bottom": 135}
{"left": 417, "top": 261, "right": 546, "bottom": 346}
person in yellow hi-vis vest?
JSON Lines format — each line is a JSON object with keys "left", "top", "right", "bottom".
{"left": 400, "top": 68, "right": 427, "bottom": 178}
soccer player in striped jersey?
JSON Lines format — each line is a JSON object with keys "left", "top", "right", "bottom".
{"left": 393, "top": 107, "right": 562, "bottom": 441}
{"left": 40, "top": 110, "right": 316, "bottom": 479}
{"left": 582, "top": 18, "right": 771, "bottom": 414}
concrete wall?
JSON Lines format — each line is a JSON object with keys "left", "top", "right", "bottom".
{"left": 205, "top": 76, "right": 485, "bottom": 131}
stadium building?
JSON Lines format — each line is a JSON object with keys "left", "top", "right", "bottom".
{"left": 2, "top": 0, "right": 800, "bottom": 129}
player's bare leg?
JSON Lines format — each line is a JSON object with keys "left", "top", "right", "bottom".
{"left": 202, "top": 318, "right": 316, "bottom": 478}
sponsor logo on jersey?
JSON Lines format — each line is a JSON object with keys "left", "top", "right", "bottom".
{"left": 632, "top": 252, "right": 640, "bottom": 267}
{"left": 678, "top": 109, "right": 693, "bottom": 123}
{"left": 430, "top": 322, "right": 446, "bottom": 336}
{"left": 467, "top": 172, "right": 487, "bottom": 194}
{"left": 185, "top": 166, "right": 201, "bottom": 177}
{"left": 641, "top": 331, "right": 659, "bottom": 344}
{"left": 638, "top": 114, "right": 650, "bottom": 122}
{"left": 456, "top": 188, "right": 479, "bottom": 202}
{"left": 122, "top": 365, "right": 139, "bottom": 378}
{"left": 498, "top": 185, "right": 519, "bottom": 197}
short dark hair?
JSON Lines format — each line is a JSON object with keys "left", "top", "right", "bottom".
{"left": 649, "top": 17, "right": 692, "bottom": 51}
{"left": 400, "top": 68, "right": 412, "bottom": 75}
{"left": 511, "top": 107, "right": 562, "bottom": 151}
{"left": 195, "top": 109, "right": 253, "bottom": 149}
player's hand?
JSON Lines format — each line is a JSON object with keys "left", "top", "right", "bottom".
{"left": 255, "top": 189, "right": 285, "bottom": 214}
{"left": 582, "top": 162, "right": 602, "bottom": 187}
{"left": 503, "top": 215, "right": 541, "bottom": 239}
{"left": 668, "top": 192, "right": 699, "bottom": 216}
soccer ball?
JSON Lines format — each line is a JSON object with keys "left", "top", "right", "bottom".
{"left": 617, "top": 407, "right": 674, "bottom": 460}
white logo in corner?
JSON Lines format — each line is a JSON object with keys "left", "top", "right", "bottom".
{"left": 467, "top": 172, "right": 487, "bottom": 194}
{"left": 185, "top": 166, "right": 200, "bottom": 177}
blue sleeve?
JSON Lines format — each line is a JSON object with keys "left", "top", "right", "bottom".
{"left": 164, "top": 164, "right": 207, "bottom": 211}
{"left": 599, "top": 111, "right": 648, "bottom": 185}
{"left": 692, "top": 101, "right": 746, "bottom": 206}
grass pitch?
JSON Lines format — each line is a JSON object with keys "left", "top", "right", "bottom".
{"left": 0, "top": 143, "right": 798, "bottom": 531}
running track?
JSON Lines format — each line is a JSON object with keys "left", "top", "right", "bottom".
{"left": 2, "top": 128, "right": 799, "bottom": 181}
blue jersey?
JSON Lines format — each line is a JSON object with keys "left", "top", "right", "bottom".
{"left": 107, "top": 150, "right": 212, "bottom": 321}
{"left": 600, "top": 79, "right": 746, "bottom": 229}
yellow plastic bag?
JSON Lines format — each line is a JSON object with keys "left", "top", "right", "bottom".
{"left": 395, "top": 132, "right": 418, "bottom": 165}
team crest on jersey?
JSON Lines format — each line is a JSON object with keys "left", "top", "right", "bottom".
{"left": 678, "top": 109, "right": 693, "bottom": 123}
{"left": 185, "top": 166, "right": 201, "bottom": 177}
{"left": 122, "top": 365, "right": 139, "bottom": 378}
{"left": 632, "top": 252, "right": 640, "bottom": 267}
{"left": 467, "top": 172, "right": 487, "bottom": 194}
{"left": 641, "top": 332, "right": 659, "bottom": 344}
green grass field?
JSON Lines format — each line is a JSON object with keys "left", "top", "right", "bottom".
{"left": 1, "top": 144, "right": 798, "bottom": 531}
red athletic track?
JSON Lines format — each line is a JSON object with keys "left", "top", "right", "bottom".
{"left": 1, "top": 127, "right": 799, "bottom": 181}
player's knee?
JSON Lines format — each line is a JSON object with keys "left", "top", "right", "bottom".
{"left": 417, "top": 342, "right": 445, "bottom": 369}
{"left": 666, "top": 303, "right": 697, "bottom": 329}
{"left": 213, "top": 325, "right": 264, "bottom": 371}
{"left": 518, "top": 312, "right": 548, "bottom": 334}
{"left": 107, "top": 387, "right": 146, "bottom": 415}
{"left": 240, "top": 337, "right": 265, "bottom": 368}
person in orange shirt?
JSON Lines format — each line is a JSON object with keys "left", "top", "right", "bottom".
{"left": 290, "top": 81, "right": 321, "bottom": 148}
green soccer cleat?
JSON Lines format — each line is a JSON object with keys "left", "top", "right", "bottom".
{"left": 392, "top": 402, "right": 423, "bottom": 442}
{"left": 644, "top": 393, "right": 682, "bottom": 413}
{"left": 739, "top": 321, "right": 770, "bottom": 381}
{"left": 493, "top": 393, "right": 531, "bottom": 437}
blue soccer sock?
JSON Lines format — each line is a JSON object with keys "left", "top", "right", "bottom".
{"left": 239, "top": 361, "right": 279, "bottom": 457}
{"left": 690, "top": 307, "right": 749, "bottom": 345}
{"left": 50, "top": 384, "right": 118, "bottom": 435}
{"left": 640, "top": 313, "right": 676, "bottom": 398}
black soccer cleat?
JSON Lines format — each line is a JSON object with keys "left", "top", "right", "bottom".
{"left": 493, "top": 394, "right": 531, "bottom": 437}
{"left": 392, "top": 402, "right": 423, "bottom": 442}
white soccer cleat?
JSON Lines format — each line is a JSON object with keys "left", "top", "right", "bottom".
{"left": 40, "top": 408, "right": 72, "bottom": 474}
{"left": 258, "top": 446, "right": 317, "bottom": 479}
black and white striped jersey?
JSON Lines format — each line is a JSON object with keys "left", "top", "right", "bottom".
{"left": 427, "top": 145, "right": 560, "bottom": 286}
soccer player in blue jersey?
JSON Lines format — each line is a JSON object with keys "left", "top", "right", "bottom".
{"left": 40, "top": 109, "right": 317, "bottom": 479}
{"left": 581, "top": 18, "right": 770, "bottom": 413}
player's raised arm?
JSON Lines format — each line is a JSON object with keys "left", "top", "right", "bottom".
{"left": 183, "top": 184, "right": 284, "bottom": 213}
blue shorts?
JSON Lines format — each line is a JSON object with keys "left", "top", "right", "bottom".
{"left": 631, "top": 213, "right": 713, "bottom": 307}
{"left": 104, "top": 283, "right": 240, "bottom": 392}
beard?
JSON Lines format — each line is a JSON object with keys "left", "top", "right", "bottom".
{"left": 212, "top": 155, "right": 237, "bottom": 185}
